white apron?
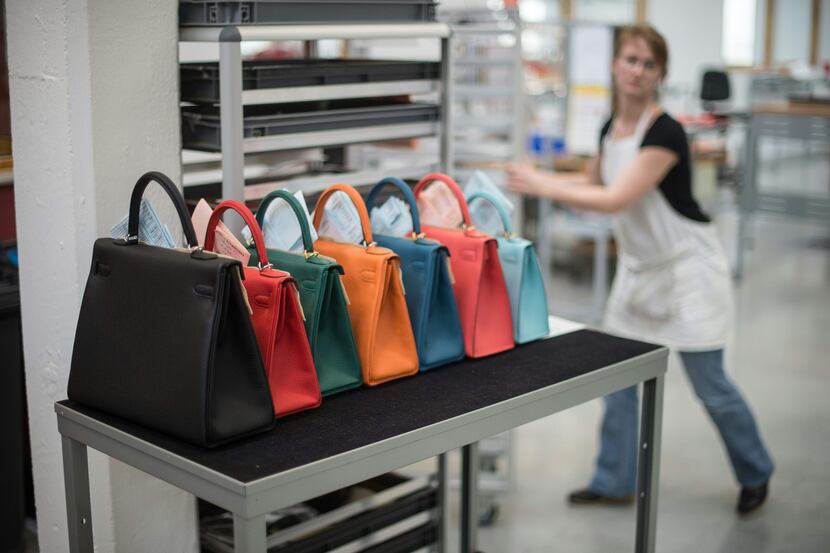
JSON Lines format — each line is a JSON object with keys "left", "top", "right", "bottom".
{"left": 600, "top": 108, "right": 733, "bottom": 351}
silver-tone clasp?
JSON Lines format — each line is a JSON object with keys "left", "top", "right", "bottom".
{"left": 258, "top": 262, "right": 273, "bottom": 272}
{"left": 361, "top": 240, "right": 378, "bottom": 249}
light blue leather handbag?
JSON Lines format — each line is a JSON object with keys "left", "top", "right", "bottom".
{"left": 366, "top": 177, "right": 465, "bottom": 369}
{"left": 466, "top": 191, "right": 550, "bottom": 343}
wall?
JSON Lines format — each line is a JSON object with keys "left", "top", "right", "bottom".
{"left": 648, "top": 0, "right": 725, "bottom": 113}
{"left": 7, "top": 1, "right": 199, "bottom": 552}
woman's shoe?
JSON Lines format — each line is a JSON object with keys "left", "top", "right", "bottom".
{"left": 567, "top": 488, "right": 635, "bottom": 506}
{"left": 737, "top": 481, "right": 769, "bottom": 515}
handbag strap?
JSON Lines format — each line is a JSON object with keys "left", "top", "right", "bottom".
{"left": 256, "top": 190, "right": 316, "bottom": 255}
{"left": 466, "top": 191, "right": 514, "bottom": 237}
{"left": 365, "top": 177, "right": 422, "bottom": 237}
{"left": 413, "top": 173, "right": 473, "bottom": 229}
{"left": 312, "top": 183, "right": 375, "bottom": 245}
{"left": 127, "top": 171, "right": 198, "bottom": 247}
{"left": 205, "top": 200, "right": 271, "bottom": 268}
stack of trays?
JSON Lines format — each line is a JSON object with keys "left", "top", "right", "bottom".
{"left": 180, "top": 59, "right": 442, "bottom": 153}
{"left": 179, "top": 0, "right": 438, "bottom": 26}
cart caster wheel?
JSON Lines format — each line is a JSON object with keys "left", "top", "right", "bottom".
{"left": 479, "top": 504, "right": 499, "bottom": 526}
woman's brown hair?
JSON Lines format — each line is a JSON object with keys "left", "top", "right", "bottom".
{"left": 615, "top": 24, "right": 669, "bottom": 78}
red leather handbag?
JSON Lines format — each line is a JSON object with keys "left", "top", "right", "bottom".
{"left": 205, "top": 200, "right": 321, "bottom": 417}
{"left": 414, "top": 173, "right": 515, "bottom": 357}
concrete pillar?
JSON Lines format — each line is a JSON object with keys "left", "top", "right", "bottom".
{"left": 7, "top": 1, "right": 199, "bottom": 551}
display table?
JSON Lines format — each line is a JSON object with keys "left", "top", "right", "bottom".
{"left": 57, "top": 326, "right": 668, "bottom": 553}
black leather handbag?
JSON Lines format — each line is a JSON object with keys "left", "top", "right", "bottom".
{"left": 68, "top": 171, "right": 274, "bottom": 447}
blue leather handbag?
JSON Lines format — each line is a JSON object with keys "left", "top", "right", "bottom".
{"left": 366, "top": 177, "right": 465, "bottom": 369}
{"left": 467, "top": 191, "right": 550, "bottom": 343}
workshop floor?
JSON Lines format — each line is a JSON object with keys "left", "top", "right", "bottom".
{"left": 406, "top": 157, "right": 830, "bottom": 552}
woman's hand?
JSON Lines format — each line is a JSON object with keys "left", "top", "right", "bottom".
{"left": 506, "top": 162, "right": 547, "bottom": 197}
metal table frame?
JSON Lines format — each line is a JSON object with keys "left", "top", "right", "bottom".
{"left": 58, "top": 343, "right": 667, "bottom": 553}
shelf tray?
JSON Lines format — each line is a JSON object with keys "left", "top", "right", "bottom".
{"left": 179, "top": 0, "right": 437, "bottom": 26}
{"left": 181, "top": 59, "right": 440, "bottom": 104}
{"left": 181, "top": 101, "right": 441, "bottom": 152}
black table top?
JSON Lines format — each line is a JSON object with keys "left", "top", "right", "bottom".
{"left": 58, "top": 329, "right": 661, "bottom": 484}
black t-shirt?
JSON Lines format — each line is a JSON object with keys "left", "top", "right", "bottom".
{"left": 599, "top": 113, "right": 709, "bottom": 223}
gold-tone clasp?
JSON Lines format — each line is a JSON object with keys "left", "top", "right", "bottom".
{"left": 303, "top": 250, "right": 320, "bottom": 260}
{"left": 410, "top": 231, "right": 427, "bottom": 240}
{"left": 461, "top": 223, "right": 476, "bottom": 232}
{"left": 503, "top": 231, "right": 518, "bottom": 239}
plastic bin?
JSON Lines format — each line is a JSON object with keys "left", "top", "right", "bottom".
{"left": 179, "top": 0, "right": 437, "bottom": 26}
{"left": 181, "top": 100, "right": 440, "bottom": 151}
{"left": 180, "top": 59, "right": 440, "bottom": 104}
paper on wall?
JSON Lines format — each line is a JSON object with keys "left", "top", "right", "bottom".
{"left": 110, "top": 199, "right": 175, "bottom": 248}
{"left": 315, "top": 191, "right": 363, "bottom": 244}
{"left": 190, "top": 199, "right": 251, "bottom": 264}
{"left": 242, "top": 190, "right": 318, "bottom": 253}
{"left": 370, "top": 196, "right": 413, "bottom": 238}
{"left": 416, "top": 180, "right": 463, "bottom": 228}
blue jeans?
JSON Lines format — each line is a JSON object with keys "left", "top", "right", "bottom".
{"left": 589, "top": 349, "right": 774, "bottom": 497}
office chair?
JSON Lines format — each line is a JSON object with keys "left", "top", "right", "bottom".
{"left": 701, "top": 69, "right": 731, "bottom": 112}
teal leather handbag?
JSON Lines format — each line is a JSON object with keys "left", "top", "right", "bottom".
{"left": 366, "top": 177, "right": 465, "bottom": 369}
{"left": 466, "top": 191, "right": 550, "bottom": 343}
{"left": 250, "top": 190, "right": 362, "bottom": 396}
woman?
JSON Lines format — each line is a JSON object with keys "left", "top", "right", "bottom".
{"left": 507, "top": 24, "right": 774, "bottom": 515}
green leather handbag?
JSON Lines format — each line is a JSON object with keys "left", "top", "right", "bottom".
{"left": 467, "top": 191, "right": 550, "bottom": 344}
{"left": 250, "top": 190, "right": 362, "bottom": 396}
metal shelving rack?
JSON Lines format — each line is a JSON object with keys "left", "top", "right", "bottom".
{"left": 179, "top": 22, "right": 453, "bottom": 202}
{"left": 437, "top": 8, "right": 525, "bottom": 527}
{"left": 179, "top": 18, "right": 454, "bottom": 553}
{"left": 447, "top": 11, "right": 524, "bottom": 188}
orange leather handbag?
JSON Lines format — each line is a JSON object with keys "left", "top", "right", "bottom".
{"left": 312, "top": 184, "right": 419, "bottom": 385}
{"left": 205, "top": 200, "right": 322, "bottom": 417}
{"left": 414, "top": 173, "right": 515, "bottom": 357}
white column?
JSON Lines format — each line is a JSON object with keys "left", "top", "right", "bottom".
{"left": 7, "top": 1, "right": 198, "bottom": 552}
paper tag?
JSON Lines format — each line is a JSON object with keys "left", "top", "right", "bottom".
{"left": 316, "top": 191, "right": 363, "bottom": 244}
{"left": 111, "top": 199, "right": 176, "bottom": 248}
{"left": 338, "top": 274, "right": 351, "bottom": 306}
{"left": 191, "top": 199, "right": 251, "bottom": 264}
{"left": 213, "top": 228, "right": 251, "bottom": 264}
{"left": 370, "top": 196, "right": 414, "bottom": 238}
{"left": 468, "top": 197, "right": 505, "bottom": 237}
{"left": 445, "top": 257, "right": 456, "bottom": 285}
{"left": 416, "top": 180, "right": 464, "bottom": 228}
{"left": 463, "top": 170, "right": 515, "bottom": 212}
{"left": 235, "top": 266, "right": 253, "bottom": 316}
{"left": 398, "top": 265, "right": 406, "bottom": 296}
{"left": 244, "top": 190, "right": 318, "bottom": 253}
{"left": 291, "top": 282, "right": 306, "bottom": 322}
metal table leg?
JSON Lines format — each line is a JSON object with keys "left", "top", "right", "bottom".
{"left": 62, "top": 436, "right": 93, "bottom": 553}
{"left": 436, "top": 453, "right": 450, "bottom": 553}
{"left": 635, "top": 376, "right": 665, "bottom": 553}
{"left": 460, "top": 442, "right": 480, "bottom": 553}
{"left": 233, "top": 514, "right": 267, "bottom": 553}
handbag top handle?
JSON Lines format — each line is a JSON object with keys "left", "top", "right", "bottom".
{"left": 413, "top": 173, "right": 473, "bottom": 230}
{"left": 465, "top": 191, "right": 515, "bottom": 238}
{"left": 204, "top": 200, "right": 271, "bottom": 269}
{"left": 365, "top": 177, "right": 423, "bottom": 237}
{"left": 312, "top": 183, "right": 375, "bottom": 246}
{"left": 256, "top": 190, "right": 316, "bottom": 256}
{"left": 127, "top": 171, "right": 198, "bottom": 248}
